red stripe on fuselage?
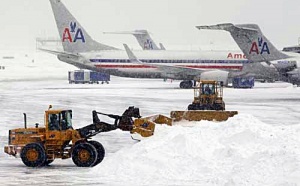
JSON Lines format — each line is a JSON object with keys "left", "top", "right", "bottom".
{"left": 95, "top": 64, "right": 156, "bottom": 68}
{"left": 181, "top": 65, "right": 243, "bottom": 70}
{"left": 94, "top": 64, "right": 243, "bottom": 70}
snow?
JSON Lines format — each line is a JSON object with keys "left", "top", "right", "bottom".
{"left": 93, "top": 115, "right": 300, "bottom": 186}
{"left": 0, "top": 51, "right": 76, "bottom": 81}
{"left": 0, "top": 52, "right": 300, "bottom": 186}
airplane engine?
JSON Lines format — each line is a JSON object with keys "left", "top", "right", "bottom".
{"left": 290, "top": 74, "right": 300, "bottom": 85}
{"left": 200, "top": 70, "right": 229, "bottom": 86}
{"left": 179, "top": 71, "right": 229, "bottom": 89}
{"left": 287, "top": 69, "right": 300, "bottom": 86}
{"left": 273, "top": 61, "right": 298, "bottom": 84}
{"left": 273, "top": 61, "right": 297, "bottom": 71}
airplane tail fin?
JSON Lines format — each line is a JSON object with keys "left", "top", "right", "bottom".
{"left": 132, "top": 30, "right": 161, "bottom": 50}
{"left": 196, "top": 23, "right": 290, "bottom": 62}
{"left": 49, "top": 0, "right": 117, "bottom": 53}
{"left": 104, "top": 30, "right": 163, "bottom": 50}
{"left": 159, "top": 43, "right": 166, "bottom": 50}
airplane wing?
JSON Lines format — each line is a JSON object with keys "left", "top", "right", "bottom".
{"left": 39, "top": 47, "right": 121, "bottom": 75}
{"left": 123, "top": 44, "right": 204, "bottom": 76}
{"left": 38, "top": 48, "right": 80, "bottom": 58}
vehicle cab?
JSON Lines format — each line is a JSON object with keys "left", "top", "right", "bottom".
{"left": 44, "top": 108, "right": 74, "bottom": 144}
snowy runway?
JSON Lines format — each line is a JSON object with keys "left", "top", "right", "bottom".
{"left": 0, "top": 68, "right": 300, "bottom": 185}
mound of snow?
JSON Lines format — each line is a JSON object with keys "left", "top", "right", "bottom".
{"left": 91, "top": 114, "right": 300, "bottom": 186}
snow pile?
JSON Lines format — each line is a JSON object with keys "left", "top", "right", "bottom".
{"left": 92, "top": 114, "right": 300, "bottom": 186}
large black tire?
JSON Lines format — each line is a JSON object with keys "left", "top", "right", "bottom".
{"left": 72, "top": 143, "right": 98, "bottom": 167}
{"left": 188, "top": 104, "right": 196, "bottom": 110}
{"left": 88, "top": 141, "right": 105, "bottom": 166}
{"left": 188, "top": 104, "right": 204, "bottom": 110}
{"left": 222, "top": 101, "right": 226, "bottom": 111}
{"left": 21, "top": 143, "right": 46, "bottom": 167}
{"left": 213, "top": 101, "right": 225, "bottom": 111}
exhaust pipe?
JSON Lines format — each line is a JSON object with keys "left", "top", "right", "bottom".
{"left": 23, "top": 113, "right": 27, "bottom": 129}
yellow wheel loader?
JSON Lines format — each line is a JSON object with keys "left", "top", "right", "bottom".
{"left": 4, "top": 106, "right": 141, "bottom": 167}
{"left": 188, "top": 80, "right": 225, "bottom": 111}
{"left": 170, "top": 80, "right": 238, "bottom": 122}
{"left": 129, "top": 81, "right": 238, "bottom": 139}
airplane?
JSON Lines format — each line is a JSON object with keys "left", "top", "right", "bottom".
{"left": 196, "top": 23, "right": 300, "bottom": 85}
{"left": 103, "top": 30, "right": 166, "bottom": 50}
{"left": 282, "top": 45, "right": 300, "bottom": 54}
{"left": 122, "top": 43, "right": 279, "bottom": 82}
{"left": 282, "top": 37, "right": 300, "bottom": 53}
{"left": 43, "top": 0, "right": 270, "bottom": 89}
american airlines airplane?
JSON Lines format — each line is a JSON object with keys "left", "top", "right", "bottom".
{"left": 103, "top": 30, "right": 166, "bottom": 50}
{"left": 43, "top": 0, "right": 270, "bottom": 88}
{"left": 197, "top": 23, "right": 300, "bottom": 85}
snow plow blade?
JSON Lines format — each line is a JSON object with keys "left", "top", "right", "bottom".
{"left": 131, "top": 114, "right": 173, "bottom": 138}
{"left": 170, "top": 111, "right": 238, "bottom": 122}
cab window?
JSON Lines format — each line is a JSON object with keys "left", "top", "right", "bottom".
{"left": 61, "top": 111, "right": 73, "bottom": 130}
{"left": 202, "top": 84, "right": 215, "bottom": 95}
{"left": 48, "top": 111, "right": 72, "bottom": 131}
{"left": 48, "top": 114, "right": 60, "bottom": 130}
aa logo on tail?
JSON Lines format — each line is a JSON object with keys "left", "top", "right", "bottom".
{"left": 249, "top": 37, "right": 270, "bottom": 55}
{"left": 62, "top": 22, "right": 85, "bottom": 43}
{"left": 144, "top": 39, "right": 153, "bottom": 50}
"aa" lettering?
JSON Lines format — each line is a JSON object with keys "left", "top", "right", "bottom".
{"left": 62, "top": 28, "right": 85, "bottom": 43}
{"left": 249, "top": 39, "right": 270, "bottom": 55}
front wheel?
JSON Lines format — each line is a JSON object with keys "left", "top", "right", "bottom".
{"left": 188, "top": 104, "right": 196, "bottom": 110}
{"left": 21, "top": 143, "right": 46, "bottom": 167}
{"left": 188, "top": 104, "right": 204, "bottom": 110}
{"left": 72, "top": 143, "right": 98, "bottom": 167}
{"left": 214, "top": 102, "right": 225, "bottom": 111}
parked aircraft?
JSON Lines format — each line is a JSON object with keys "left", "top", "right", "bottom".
{"left": 43, "top": 0, "right": 275, "bottom": 88}
{"left": 282, "top": 45, "right": 300, "bottom": 54}
{"left": 197, "top": 23, "right": 300, "bottom": 85}
{"left": 282, "top": 38, "right": 300, "bottom": 53}
{"left": 103, "top": 30, "right": 165, "bottom": 50}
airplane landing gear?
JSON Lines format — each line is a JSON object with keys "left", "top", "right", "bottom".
{"left": 179, "top": 80, "right": 194, "bottom": 89}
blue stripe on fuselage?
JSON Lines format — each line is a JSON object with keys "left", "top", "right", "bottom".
{"left": 89, "top": 59, "right": 250, "bottom": 64}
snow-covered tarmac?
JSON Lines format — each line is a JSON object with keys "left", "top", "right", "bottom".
{"left": 0, "top": 55, "right": 300, "bottom": 185}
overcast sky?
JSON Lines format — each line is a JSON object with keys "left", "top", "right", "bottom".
{"left": 1, "top": 0, "right": 300, "bottom": 51}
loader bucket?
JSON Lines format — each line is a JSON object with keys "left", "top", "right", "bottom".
{"left": 131, "top": 114, "right": 173, "bottom": 138}
{"left": 170, "top": 110, "right": 238, "bottom": 122}
{"left": 143, "top": 114, "right": 173, "bottom": 126}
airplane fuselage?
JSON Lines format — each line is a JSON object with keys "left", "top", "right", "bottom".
{"left": 75, "top": 49, "right": 249, "bottom": 79}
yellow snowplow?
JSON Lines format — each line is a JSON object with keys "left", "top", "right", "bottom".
{"left": 131, "top": 80, "right": 238, "bottom": 138}
{"left": 170, "top": 80, "right": 238, "bottom": 122}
